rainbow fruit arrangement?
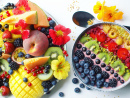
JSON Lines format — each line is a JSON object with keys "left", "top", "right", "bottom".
{"left": 73, "top": 24, "right": 130, "bottom": 89}
{"left": 0, "top": 0, "right": 71, "bottom": 97}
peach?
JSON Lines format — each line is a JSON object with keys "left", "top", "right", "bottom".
{"left": 23, "top": 30, "right": 49, "bottom": 56}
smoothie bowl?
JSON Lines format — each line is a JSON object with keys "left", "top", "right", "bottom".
{"left": 72, "top": 22, "right": 130, "bottom": 91}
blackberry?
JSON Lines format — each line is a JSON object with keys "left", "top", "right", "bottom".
{"left": 84, "top": 57, "right": 94, "bottom": 66}
{"left": 0, "top": 78, "right": 3, "bottom": 87}
{"left": 109, "top": 78, "right": 117, "bottom": 87}
{"left": 14, "top": 38, "right": 23, "bottom": 47}
{"left": 102, "top": 71, "right": 109, "bottom": 79}
{"left": 42, "top": 81, "right": 52, "bottom": 89}
{"left": 9, "top": 61, "right": 19, "bottom": 70}
{"left": 92, "top": 65, "right": 102, "bottom": 74}
{"left": 74, "top": 50, "right": 84, "bottom": 59}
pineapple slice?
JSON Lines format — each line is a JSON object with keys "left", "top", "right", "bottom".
{"left": 9, "top": 65, "right": 44, "bottom": 98}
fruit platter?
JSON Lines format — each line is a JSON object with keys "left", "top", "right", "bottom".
{"left": 72, "top": 22, "right": 130, "bottom": 91}
{"left": 0, "top": 0, "right": 71, "bottom": 97}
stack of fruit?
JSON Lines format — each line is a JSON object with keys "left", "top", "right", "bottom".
{"left": 0, "top": 0, "right": 71, "bottom": 97}
{"left": 73, "top": 23, "right": 130, "bottom": 89}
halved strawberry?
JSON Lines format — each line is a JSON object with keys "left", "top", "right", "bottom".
{"left": 22, "top": 30, "right": 30, "bottom": 40}
{"left": 97, "top": 32, "right": 106, "bottom": 42}
{"left": 108, "top": 42, "right": 118, "bottom": 52}
{"left": 117, "top": 48, "right": 128, "bottom": 60}
{"left": 4, "top": 42, "right": 15, "bottom": 54}
{"left": 2, "top": 30, "right": 12, "bottom": 39}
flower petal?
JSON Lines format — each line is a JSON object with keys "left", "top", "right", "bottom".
{"left": 54, "top": 70, "right": 68, "bottom": 80}
{"left": 51, "top": 60, "right": 59, "bottom": 71}
{"left": 62, "top": 61, "right": 70, "bottom": 72}
{"left": 63, "top": 35, "right": 70, "bottom": 45}
{"left": 58, "top": 55, "right": 65, "bottom": 64}
{"left": 115, "top": 11, "right": 123, "bottom": 20}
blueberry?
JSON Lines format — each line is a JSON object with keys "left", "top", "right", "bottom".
{"left": 90, "top": 76, "right": 96, "bottom": 81}
{"left": 49, "top": 20, "right": 56, "bottom": 27}
{"left": 86, "top": 86, "right": 91, "bottom": 90}
{"left": 96, "top": 73, "right": 102, "bottom": 80}
{"left": 90, "top": 81, "right": 95, "bottom": 86}
{"left": 59, "top": 92, "right": 64, "bottom": 97}
{"left": 74, "top": 87, "right": 81, "bottom": 93}
{"left": 23, "top": 78, "right": 28, "bottom": 82}
{"left": 4, "top": 82, "right": 9, "bottom": 87}
{"left": 41, "top": 27, "right": 46, "bottom": 33}
{"left": 73, "top": 56, "right": 79, "bottom": 63}
{"left": 77, "top": 44, "right": 82, "bottom": 49}
{"left": 49, "top": 26, "right": 54, "bottom": 30}
{"left": 84, "top": 63, "right": 90, "bottom": 69}
{"left": 30, "top": 25, "right": 35, "bottom": 30}
{"left": 79, "top": 61, "right": 85, "bottom": 67}
{"left": 96, "top": 80, "right": 103, "bottom": 87}
{"left": 44, "top": 69, "right": 49, "bottom": 73}
{"left": 110, "top": 70, "right": 114, "bottom": 74}
{"left": 7, "top": 57, "right": 12, "bottom": 63}
{"left": 25, "top": 54, "right": 32, "bottom": 58}
{"left": 95, "top": 59, "right": 100, "bottom": 64}
{"left": 1, "top": 29, "right": 4, "bottom": 32}
{"left": 78, "top": 67, "right": 83, "bottom": 73}
{"left": 82, "top": 47, "right": 87, "bottom": 51}
{"left": 84, "top": 69, "right": 90, "bottom": 75}
{"left": 75, "top": 63, "right": 80, "bottom": 69}
{"left": 101, "top": 78, "right": 105, "bottom": 82}
{"left": 105, "top": 66, "right": 111, "bottom": 71}
{"left": 21, "top": 61, "right": 24, "bottom": 65}
{"left": 3, "top": 78, "right": 8, "bottom": 82}
{"left": 114, "top": 73, "right": 118, "bottom": 77}
{"left": 117, "top": 77, "right": 120, "bottom": 81}
{"left": 18, "top": 52, "right": 24, "bottom": 57}
{"left": 104, "top": 82, "right": 109, "bottom": 88}
{"left": 72, "top": 78, "right": 79, "bottom": 84}
{"left": 101, "top": 63, "right": 106, "bottom": 67}
{"left": 90, "top": 54, "right": 96, "bottom": 59}
{"left": 7, "top": 3, "right": 11, "bottom": 6}
{"left": 8, "top": 69, "right": 13, "bottom": 75}
{"left": 44, "top": 88, "right": 49, "bottom": 92}
{"left": 120, "top": 80, "right": 124, "bottom": 84}
{"left": 0, "top": 9, "right": 2, "bottom": 12}
{"left": 84, "top": 76, "right": 90, "bottom": 84}
{"left": 86, "top": 50, "right": 91, "bottom": 55}
{"left": 89, "top": 70, "right": 95, "bottom": 76}
{"left": 4, "top": 24, "right": 9, "bottom": 28}
{"left": 10, "top": 3, "right": 14, "bottom": 7}
{"left": 51, "top": 80, "right": 57, "bottom": 85}
{"left": 46, "top": 65, "right": 51, "bottom": 69}
{"left": 80, "top": 83, "right": 85, "bottom": 88}
{"left": 80, "top": 73, "right": 85, "bottom": 78}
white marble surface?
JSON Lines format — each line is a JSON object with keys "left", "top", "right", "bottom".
{"left": 1, "top": 0, "right": 130, "bottom": 98}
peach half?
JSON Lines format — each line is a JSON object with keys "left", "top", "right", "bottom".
{"left": 23, "top": 30, "right": 49, "bottom": 56}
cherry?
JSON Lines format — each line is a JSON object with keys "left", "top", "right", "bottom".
{"left": 31, "top": 68, "right": 35, "bottom": 72}
{"left": 66, "top": 54, "right": 69, "bottom": 57}
{"left": 117, "top": 48, "right": 128, "bottom": 60}
{"left": 27, "top": 70, "right": 31, "bottom": 74}
{"left": 47, "top": 17, "right": 52, "bottom": 21}
{"left": 47, "top": 35, "right": 51, "bottom": 38}
{"left": 6, "top": 75, "right": 10, "bottom": 79}
{"left": 63, "top": 50, "right": 67, "bottom": 54}
{"left": 41, "top": 66, "right": 45, "bottom": 70}
{"left": 39, "top": 70, "right": 43, "bottom": 74}
{"left": 37, "top": 27, "right": 41, "bottom": 31}
{"left": 35, "top": 66, "right": 39, "bottom": 70}
{"left": 36, "top": 71, "right": 40, "bottom": 74}
{"left": 24, "top": 67, "right": 27, "bottom": 70}
{"left": 33, "top": 72, "right": 37, "bottom": 76}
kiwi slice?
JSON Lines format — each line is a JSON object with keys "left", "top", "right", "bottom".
{"left": 84, "top": 40, "right": 99, "bottom": 54}
{"left": 44, "top": 47, "right": 63, "bottom": 64}
{"left": 110, "top": 60, "right": 125, "bottom": 76}
{"left": 97, "top": 53, "right": 111, "bottom": 65}
{"left": 80, "top": 36, "right": 92, "bottom": 44}
{"left": 123, "top": 69, "right": 130, "bottom": 81}
{"left": 0, "top": 58, "right": 10, "bottom": 75}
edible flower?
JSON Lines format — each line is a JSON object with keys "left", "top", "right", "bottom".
{"left": 51, "top": 55, "right": 70, "bottom": 80}
{"left": 49, "top": 24, "right": 71, "bottom": 45}
{"left": 12, "top": 0, "right": 30, "bottom": 15}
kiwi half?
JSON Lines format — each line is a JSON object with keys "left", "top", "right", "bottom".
{"left": 84, "top": 40, "right": 99, "bottom": 54}
{"left": 110, "top": 60, "right": 125, "bottom": 76}
{"left": 123, "top": 69, "right": 130, "bottom": 81}
{"left": 97, "top": 52, "right": 111, "bottom": 65}
{"left": 44, "top": 47, "right": 63, "bottom": 64}
{"left": 0, "top": 58, "right": 10, "bottom": 75}
{"left": 80, "top": 36, "right": 92, "bottom": 44}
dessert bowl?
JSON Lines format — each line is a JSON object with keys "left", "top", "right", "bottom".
{"left": 72, "top": 22, "right": 130, "bottom": 92}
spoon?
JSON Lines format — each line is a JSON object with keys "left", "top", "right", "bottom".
{"left": 72, "top": 11, "right": 130, "bottom": 30}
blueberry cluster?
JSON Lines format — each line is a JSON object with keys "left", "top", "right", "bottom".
{"left": 0, "top": 24, "right": 9, "bottom": 32}
{"left": 3, "top": 3, "right": 16, "bottom": 10}
{"left": 44, "top": 65, "right": 51, "bottom": 74}
{"left": 0, "top": 77, "right": 9, "bottom": 88}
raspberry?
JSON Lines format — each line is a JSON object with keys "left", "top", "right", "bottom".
{"left": 74, "top": 50, "right": 84, "bottom": 59}
{"left": 22, "top": 30, "right": 30, "bottom": 40}
{"left": 9, "top": 61, "right": 19, "bottom": 70}
{"left": 109, "top": 78, "right": 117, "bottom": 87}
{"left": 14, "top": 38, "right": 23, "bottom": 47}
{"left": 84, "top": 57, "right": 94, "bottom": 66}
{"left": 92, "top": 65, "right": 102, "bottom": 74}
{"left": 102, "top": 71, "right": 109, "bottom": 79}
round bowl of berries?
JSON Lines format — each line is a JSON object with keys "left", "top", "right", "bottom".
{"left": 72, "top": 22, "right": 130, "bottom": 91}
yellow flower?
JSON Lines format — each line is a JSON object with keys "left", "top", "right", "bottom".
{"left": 93, "top": 1, "right": 105, "bottom": 14}
{"left": 51, "top": 55, "right": 70, "bottom": 80}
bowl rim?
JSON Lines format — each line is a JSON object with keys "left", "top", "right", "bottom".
{"left": 72, "top": 22, "right": 130, "bottom": 92}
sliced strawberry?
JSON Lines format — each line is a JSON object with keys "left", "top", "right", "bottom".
{"left": 4, "top": 42, "right": 15, "bottom": 54}
{"left": 97, "top": 32, "right": 106, "bottom": 42}
{"left": 22, "top": 30, "right": 30, "bottom": 40}
{"left": 11, "top": 29, "right": 21, "bottom": 34}
{"left": 117, "top": 48, "right": 128, "bottom": 60}
{"left": 108, "top": 42, "right": 118, "bottom": 52}
{"left": 2, "top": 30, "right": 12, "bottom": 39}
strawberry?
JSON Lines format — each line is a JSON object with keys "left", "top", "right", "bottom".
{"left": 108, "top": 42, "right": 118, "bottom": 52}
{"left": 22, "top": 30, "right": 30, "bottom": 40}
{"left": 11, "top": 29, "right": 21, "bottom": 34}
{"left": 2, "top": 30, "right": 12, "bottom": 39}
{"left": 4, "top": 42, "right": 15, "bottom": 54}
{"left": 97, "top": 32, "right": 106, "bottom": 42}
{"left": 0, "top": 86, "right": 10, "bottom": 96}
{"left": 117, "top": 48, "right": 128, "bottom": 60}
